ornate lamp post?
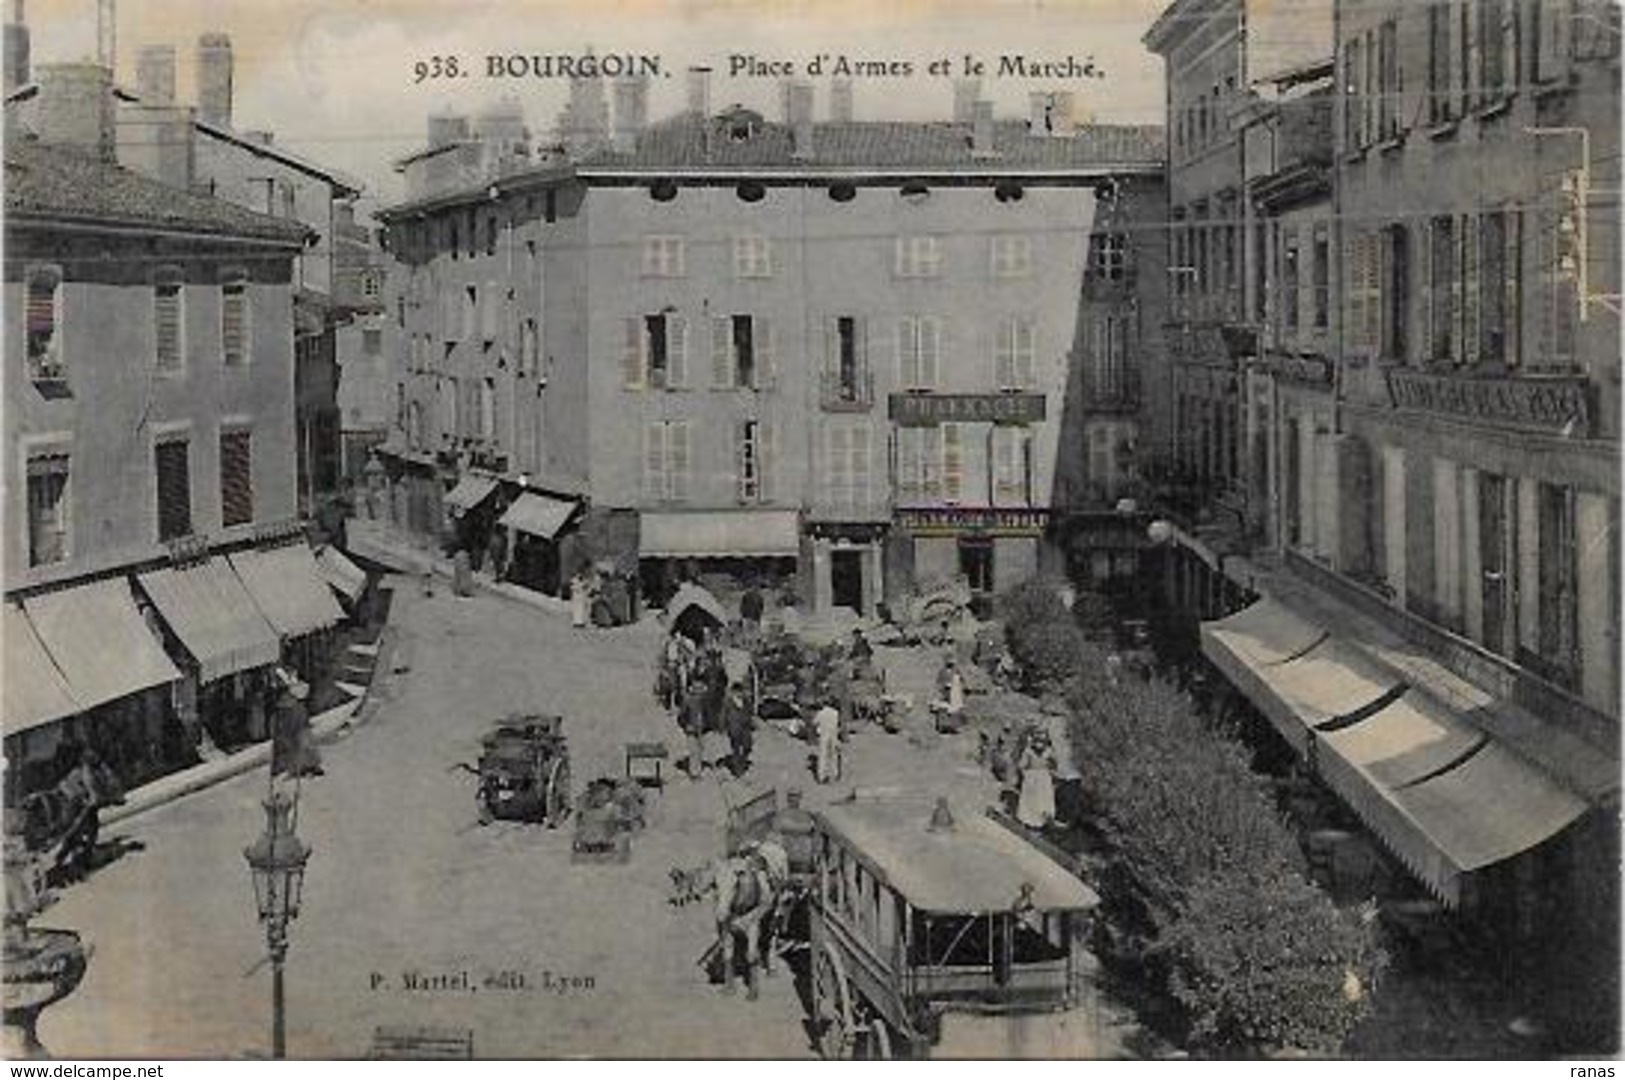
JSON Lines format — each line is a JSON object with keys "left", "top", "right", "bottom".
{"left": 243, "top": 791, "right": 310, "bottom": 1060}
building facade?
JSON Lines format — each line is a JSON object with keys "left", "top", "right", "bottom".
{"left": 376, "top": 79, "right": 1164, "bottom": 611}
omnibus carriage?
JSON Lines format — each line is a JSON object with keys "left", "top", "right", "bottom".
{"left": 808, "top": 796, "right": 1102, "bottom": 1059}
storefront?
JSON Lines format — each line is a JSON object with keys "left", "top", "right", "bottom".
{"left": 229, "top": 542, "right": 349, "bottom": 681}
{"left": 889, "top": 507, "right": 1050, "bottom": 603}
{"left": 498, "top": 490, "right": 581, "bottom": 597}
{"left": 638, "top": 509, "right": 800, "bottom": 608}
{"left": 443, "top": 472, "right": 502, "bottom": 568}
{"left": 376, "top": 443, "right": 443, "bottom": 543}
{"left": 803, "top": 522, "right": 887, "bottom": 616}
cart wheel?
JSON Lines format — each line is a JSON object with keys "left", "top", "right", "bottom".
{"left": 545, "top": 758, "right": 571, "bottom": 827}
{"left": 860, "top": 1016, "right": 893, "bottom": 1060}
{"left": 812, "top": 942, "right": 854, "bottom": 1059}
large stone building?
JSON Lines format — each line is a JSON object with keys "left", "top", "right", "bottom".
{"left": 374, "top": 76, "right": 1163, "bottom": 611}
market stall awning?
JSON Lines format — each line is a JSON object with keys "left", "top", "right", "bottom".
{"left": 640, "top": 510, "right": 800, "bottom": 558}
{"left": 3, "top": 604, "right": 82, "bottom": 736}
{"left": 498, "top": 492, "right": 577, "bottom": 539}
{"left": 22, "top": 578, "right": 180, "bottom": 710}
{"left": 138, "top": 559, "right": 281, "bottom": 683}
{"left": 315, "top": 545, "right": 367, "bottom": 603}
{"left": 444, "top": 473, "right": 499, "bottom": 512}
{"left": 229, "top": 544, "right": 347, "bottom": 639}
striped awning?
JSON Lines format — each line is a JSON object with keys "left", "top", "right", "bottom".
{"left": 498, "top": 493, "right": 578, "bottom": 540}
{"left": 444, "top": 474, "right": 499, "bottom": 512}
{"left": 315, "top": 545, "right": 367, "bottom": 603}
{"left": 3, "top": 604, "right": 81, "bottom": 736}
{"left": 640, "top": 510, "right": 800, "bottom": 558}
{"left": 230, "top": 544, "right": 347, "bottom": 639}
{"left": 22, "top": 578, "right": 180, "bottom": 711}
{"left": 138, "top": 559, "right": 281, "bottom": 683}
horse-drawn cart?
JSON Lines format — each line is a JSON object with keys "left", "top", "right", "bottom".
{"left": 467, "top": 714, "right": 570, "bottom": 827}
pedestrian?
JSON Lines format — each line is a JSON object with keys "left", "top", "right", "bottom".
{"left": 1016, "top": 729, "right": 1057, "bottom": 830}
{"left": 740, "top": 582, "right": 764, "bottom": 641}
{"left": 812, "top": 697, "right": 841, "bottom": 784}
{"left": 722, "top": 680, "right": 754, "bottom": 777}
{"left": 848, "top": 628, "right": 873, "bottom": 666}
{"left": 771, "top": 789, "right": 817, "bottom": 882}
{"left": 271, "top": 668, "right": 324, "bottom": 780}
{"left": 931, "top": 656, "right": 966, "bottom": 732}
{"left": 570, "top": 569, "right": 590, "bottom": 629}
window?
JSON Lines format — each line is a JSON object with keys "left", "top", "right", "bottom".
{"left": 449, "top": 216, "right": 460, "bottom": 260}
{"left": 26, "top": 452, "right": 69, "bottom": 566}
{"left": 623, "top": 313, "right": 687, "bottom": 390}
{"left": 1428, "top": 3, "right": 1454, "bottom": 125}
{"left": 641, "top": 235, "right": 685, "bottom": 277}
{"left": 1479, "top": 208, "right": 1521, "bottom": 366}
{"left": 155, "top": 437, "right": 192, "bottom": 541}
{"left": 711, "top": 315, "right": 773, "bottom": 390}
{"left": 221, "top": 271, "right": 250, "bottom": 366}
{"left": 1535, "top": 174, "right": 1581, "bottom": 370}
{"left": 1429, "top": 216, "right": 1457, "bottom": 362}
{"left": 894, "top": 235, "right": 942, "bottom": 278}
{"left": 1281, "top": 228, "right": 1301, "bottom": 333}
{"left": 1534, "top": 0, "right": 1573, "bottom": 82}
{"left": 991, "top": 236, "right": 1033, "bottom": 279}
{"left": 25, "top": 266, "right": 64, "bottom": 384}
{"left": 1088, "top": 428, "right": 1111, "bottom": 489}
{"left": 827, "top": 315, "right": 868, "bottom": 403}
{"left": 219, "top": 429, "right": 253, "bottom": 527}
{"left": 824, "top": 424, "right": 871, "bottom": 508}
{"left": 363, "top": 272, "right": 382, "bottom": 302}
{"left": 1377, "top": 19, "right": 1401, "bottom": 140}
{"left": 463, "top": 285, "right": 480, "bottom": 341}
{"left": 1382, "top": 224, "right": 1411, "bottom": 360}
{"left": 995, "top": 317, "right": 1036, "bottom": 390}
{"left": 894, "top": 427, "right": 940, "bottom": 502}
{"left": 153, "top": 268, "right": 184, "bottom": 372}
{"left": 941, "top": 423, "right": 965, "bottom": 502}
{"left": 466, "top": 208, "right": 477, "bottom": 259}
{"left": 1312, "top": 228, "right": 1330, "bottom": 329}
{"left": 480, "top": 281, "right": 500, "bottom": 343}
{"left": 897, "top": 316, "right": 941, "bottom": 390}
{"left": 643, "top": 420, "right": 690, "bottom": 502}
{"left": 363, "top": 328, "right": 382, "bottom": 355}
{"left": 1479, "top": 0, "right": 1517, "bottom": 101}
{"left": 1343, "top": 37, "right": 1363, "bottom": 149}
{"left": 1536, "top": 483, "right": 1578, "bottom": 687}
{"left": 1090, "top": 232, "right": 1127, "bottom": 281}
{"left": 520, "top": 318, "right": 540, "bottom": 378}
{"left": 1092, "top": 315, "right": 1126, "bottom": 398}
{"left": 733, "top": 235, "right": 773, "bottom": 279}
{"left": 1459, "top": 1, "right": 1475, "bottom": 113}
{"left": 485, "top": 213, "right": 498, "bottom": 257}
{"left": 992, "top": 426, "right": 1030, "bottom": 502}
{"left": 737, "top": 419, "right": 773, "bottom": 502}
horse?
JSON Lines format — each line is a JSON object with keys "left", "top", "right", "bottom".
{"left": 670, "top": 838, "right": 790, "bottom": 1000}
{"left": 20, "top": 758, "right": 124, "bottom": 884}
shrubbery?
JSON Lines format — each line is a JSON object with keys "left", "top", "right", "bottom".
{"left": 998, "top": 579, "right": 1383, "bottom": 1056}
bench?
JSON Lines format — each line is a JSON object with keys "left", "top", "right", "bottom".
{"left": 624, "top": 741, "right": 669, "bottom": 788}
{"left": 369, "top": 1025, "right": 474, "bottom": 1059}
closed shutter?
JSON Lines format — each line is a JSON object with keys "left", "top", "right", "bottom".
{"left": 1536, "top": 0, "right": 1572, "bottom": 81}
{"left": 852, "top": 426, "right": 871, "bottom": 509}
{"left": 896, "top": 427, "right": 920, "bottom": 501}
{"left": 736, "top": 420, "right": 755, "bottom": 502}
{"left": 759, "top": 420, "right": 776, "bottom": 503}
{"left": 623, "top": 316, "right": 646, "bottom": 389}
{"left": 668, "top": 422, "right": 690, "bottom": 502}
{"left": 220, "top": 430, "right": 253, "bottom": 527}
{"left": 995, "top": 319, "right": 1015, "bottom": 390}
{"left": 856, "top": 317, "right": 870, "bottom": 391}
{"left": 712, "top": 316, "right": 734, "bottom": 389}
{"left": 667, "top": 316, "right": 688, "bottom": 389}
{"left": 826, "top": 425, "right": 851, "bottom": 505}
{"left": 921, "top": 317, "right": 941, "bottom": 389}
{"left": 222, "top": 279, "right": 249, "bottom": 365}
{"left": 897, "top": 317, "right": 918, "bottom": 388}
{"left": 1348, "top": 234, "right": 1366, "bottom": 349}
{"left": 755, "top": 317, "right": 776, "bottom": 389}
{"left": 993, "top": 427, "right": 1020, "bottom": 499}
{"left": 643, "top": 423, "right": 666, "bottom": 500}
{"left": 155, "top": 439, "right": 192, "bottom": 541}
{"left": 1365, "top": 233, "right": 1382, "bottom": 348}
{"left": 1462, "top": 213, "right": 1481, "bottom": 365}
{"left": 1504, "top": 208, "right": 1522, "bottom": 368}
{"left": 154, "top": 277, "right": 183, "bottom": 370}
{"left": 941, "top": 423, "right": 964, "bottom": 502}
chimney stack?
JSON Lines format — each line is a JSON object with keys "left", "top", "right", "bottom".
{"left": 36, "top": 62, "right": 116, "bottom": 161}
{"left": 829, "top": 77, "right": 853, "bottom": 122}
{"left": 197, "top": 32, "right": 233, "bottom": 128}
{"left": 952, "top": 78, "right": 980, "bottom": 124}
{"left": 1050, "top": 90, "right": 1077, "bottom": 135}
{"left": 1029, "top": 91, "right": 1053, "bottom": 134}
{"left": 4, "top": 0, "right": 29, "bottom": 94}
{"left": 686, "top": 65, "right": 711, "bottom": 117}
{"left": 611, "top": 75, "right": 648, "bottom": 154}
{"left": 787, "top": 79, "right": 814, "bottom": 159}
{"left": 971, "top": 99, "right": 997, "bottom": 157}
{"left": 565, "top": 61, "right": 607, "bottom": 154}
{"left": 135, "top": 43, "right": 175, "bottom": 104}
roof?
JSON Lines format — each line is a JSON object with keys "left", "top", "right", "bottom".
{"left": 193, "top": 119, "right": 365, "bottom": 196}
{"left": 5, "top": 138, "right": 311, "bottom": 244}
{"left": 578, "top": 113, "right": 1165, "bottom": 176}
{"left": 818, "top": 797, "right": 1100, "bottom": 913}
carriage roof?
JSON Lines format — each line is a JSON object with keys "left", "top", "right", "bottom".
{"left": 816, "top": 798, "right": 1100, "bottom": 915}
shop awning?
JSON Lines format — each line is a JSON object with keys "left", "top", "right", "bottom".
{"left": 138, "top": 559, "right": 281, "bottom": 683}
{"left": 498, "top": 492, "right": 577, "bottom": 540}
{"left": 229, "top": 544, "right": 347, "bottom": 639}
{"left": 22, "top": 578, "right": 180, "bottom": 711}
{"left": 444, "top": 474, "right": 498, "bottom": 512}
{"left": 315, "top": 545, "right": 367, "bottom": 603}
{"left": 3, "top": 604, "right": 82, "bottom": 736}
{"left": 640, "top": 510, "right": 800, "bottom": 558}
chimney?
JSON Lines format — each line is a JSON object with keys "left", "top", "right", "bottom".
{"left": 566, "top": 62, "right": 607, "bottom": 154}
{"left": 427, "top": 111, "right": 469, "bottom": 149}
{"left": 114, "top": 100, "right": 194, "bottom": 190}
{"left": 4, "top": 0, "right": 29, "bottom": 94}
{"left": 971, "top": 99, "right": 997, "bottom": 157}
{"left": 1029, "top": 91, "right": 1054, "bottom": 135}
{"left": 787, "top": 80, "right": 814, "bottom": 159}
{"left": 135, "top": 44, "right": 175, "bottom": 104}
{"left": 1050, "top": 90, "right": 1077, "bottom": 135}
{"left": 686, "top": 65, "right": 711, "bottom": 117}
{"left": 35, "top": 62, "right": 116, "bottom": 161}
{"left": 952, "top": 78, "right": 980, "bottom": 124}
{"left": 828, "top": 77, "right": 853, "bottom": 122}
{"left": 611, "top": 75, "right": 648, "bottom": 154}
{"left": 197, "top": 32, "right": 233, "bottom": 128}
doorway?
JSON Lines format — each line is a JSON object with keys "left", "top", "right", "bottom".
{"left": 831, "top": 549, "right": 864, "bottom": 612}
{"left": 958, "top": 538, "right": 995, "bottom": 595}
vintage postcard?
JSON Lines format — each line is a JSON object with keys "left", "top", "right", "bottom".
{"left": 2, "top": 0, "right": 1619, "bottom": 1064}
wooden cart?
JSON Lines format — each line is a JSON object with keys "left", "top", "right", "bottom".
{"left": 471, "top": 714, "right": 570, "bottom": 827}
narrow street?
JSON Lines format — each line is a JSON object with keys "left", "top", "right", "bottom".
{"left": 38, "top": 580, "right": 1019, "bottom": 1059}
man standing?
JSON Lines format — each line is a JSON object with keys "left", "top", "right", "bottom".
{"left": 812, "top": 698, "right": 841, "bottom": 785}
{"left": 722, "top": 681, "right": 754, "bottom": 777}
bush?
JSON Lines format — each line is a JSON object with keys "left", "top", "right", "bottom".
{"left": 999, "top": 579, "right": 1384, "bottom": 1056}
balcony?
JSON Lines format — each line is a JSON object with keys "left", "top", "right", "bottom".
{"left": 820, "top": 369, "right": 875, "bottom": 411}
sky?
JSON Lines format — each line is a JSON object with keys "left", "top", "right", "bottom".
{"left": 22, "top": 0, "right": 1173, "bottom": 211}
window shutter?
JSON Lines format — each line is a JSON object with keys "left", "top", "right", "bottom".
{"left": 759, "top": 421, "right": 776, "bottom": 504}
{"left": 711, "top": 316, "right": 734, "bottom": 389}
{"left": 667, "top": 316, "right": 688, "bottom": 388}
{"left": 1463, "top": 213, "right": 1481, "bottom": 365}
{"left": 893, "top": 237, "right": 908, "bottom": 277}
{"left": 896, "top": 317, "right": 914, "bottom": 388}
{"left": 1365, "top": 234, "right": 1382, "bottom": 348}
{"left": 1018, "top": 320, "right": 1036, "bottom": 389}
{"left": 222, "top": 280, "right": 248, "bottom": 365}
{"left": 942, "top": 423, "right": 963, "bottom": 502}
{"left": 1464, "top": 0, "right": 1481, "bottom": 109}
{"left": 896, "top": 428, "right": 918, "bottom": 501}
{"left": 668, "top": 422, "right": 690, "bottom": 502}
{"left": 852, "top": 426, "right": 871, "bottom": 508}
{"left": 826, "top": 425, "right": 849, "bottom": 505}
{"left": 755, "top": 317, "right": 776, "bottom": 389}
{"left": 735, "top": 419, "right": 753, "bottom": 502}
{"left": 155, "top": 439, "right": 192, "bottom": 541}
{"left": 622, "top": 316, "right": 645, "bottom": 389}
{"left": 154, "top": 280, "right": 182, "bottom": 370}
{"left": 643, "top": 422, "right": 665, "bottom": 500}
{"left": 1421, "top": 221, "right": 1437, "bottom": 362}
{"left": 1505, "top": 208, "right": 1522, "bottom": 368}
{"left": 1348, "top": 234, "right": 1365, "bottom": 348}
{"left": 922, "top": 318, "right": 941, "bottom": 389}
{"left": 220, "top": 430, "right": 253, "bottom": 527}
{"left": 856, "top": 317, "right": 871, "bottom": 389}
{"left": 995, "top": 319, "right": 1013, "bottom": 390}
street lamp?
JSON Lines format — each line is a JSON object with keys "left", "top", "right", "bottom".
{"left": 243, "top": 791, "right": 311, "bottom": 1060}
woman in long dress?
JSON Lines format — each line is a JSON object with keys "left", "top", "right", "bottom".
{"left": 569, "top": 571, "right": 590, "bottom": 628}
{"left": 1016, "top": 730, "right": 1057, "bottom": 829}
